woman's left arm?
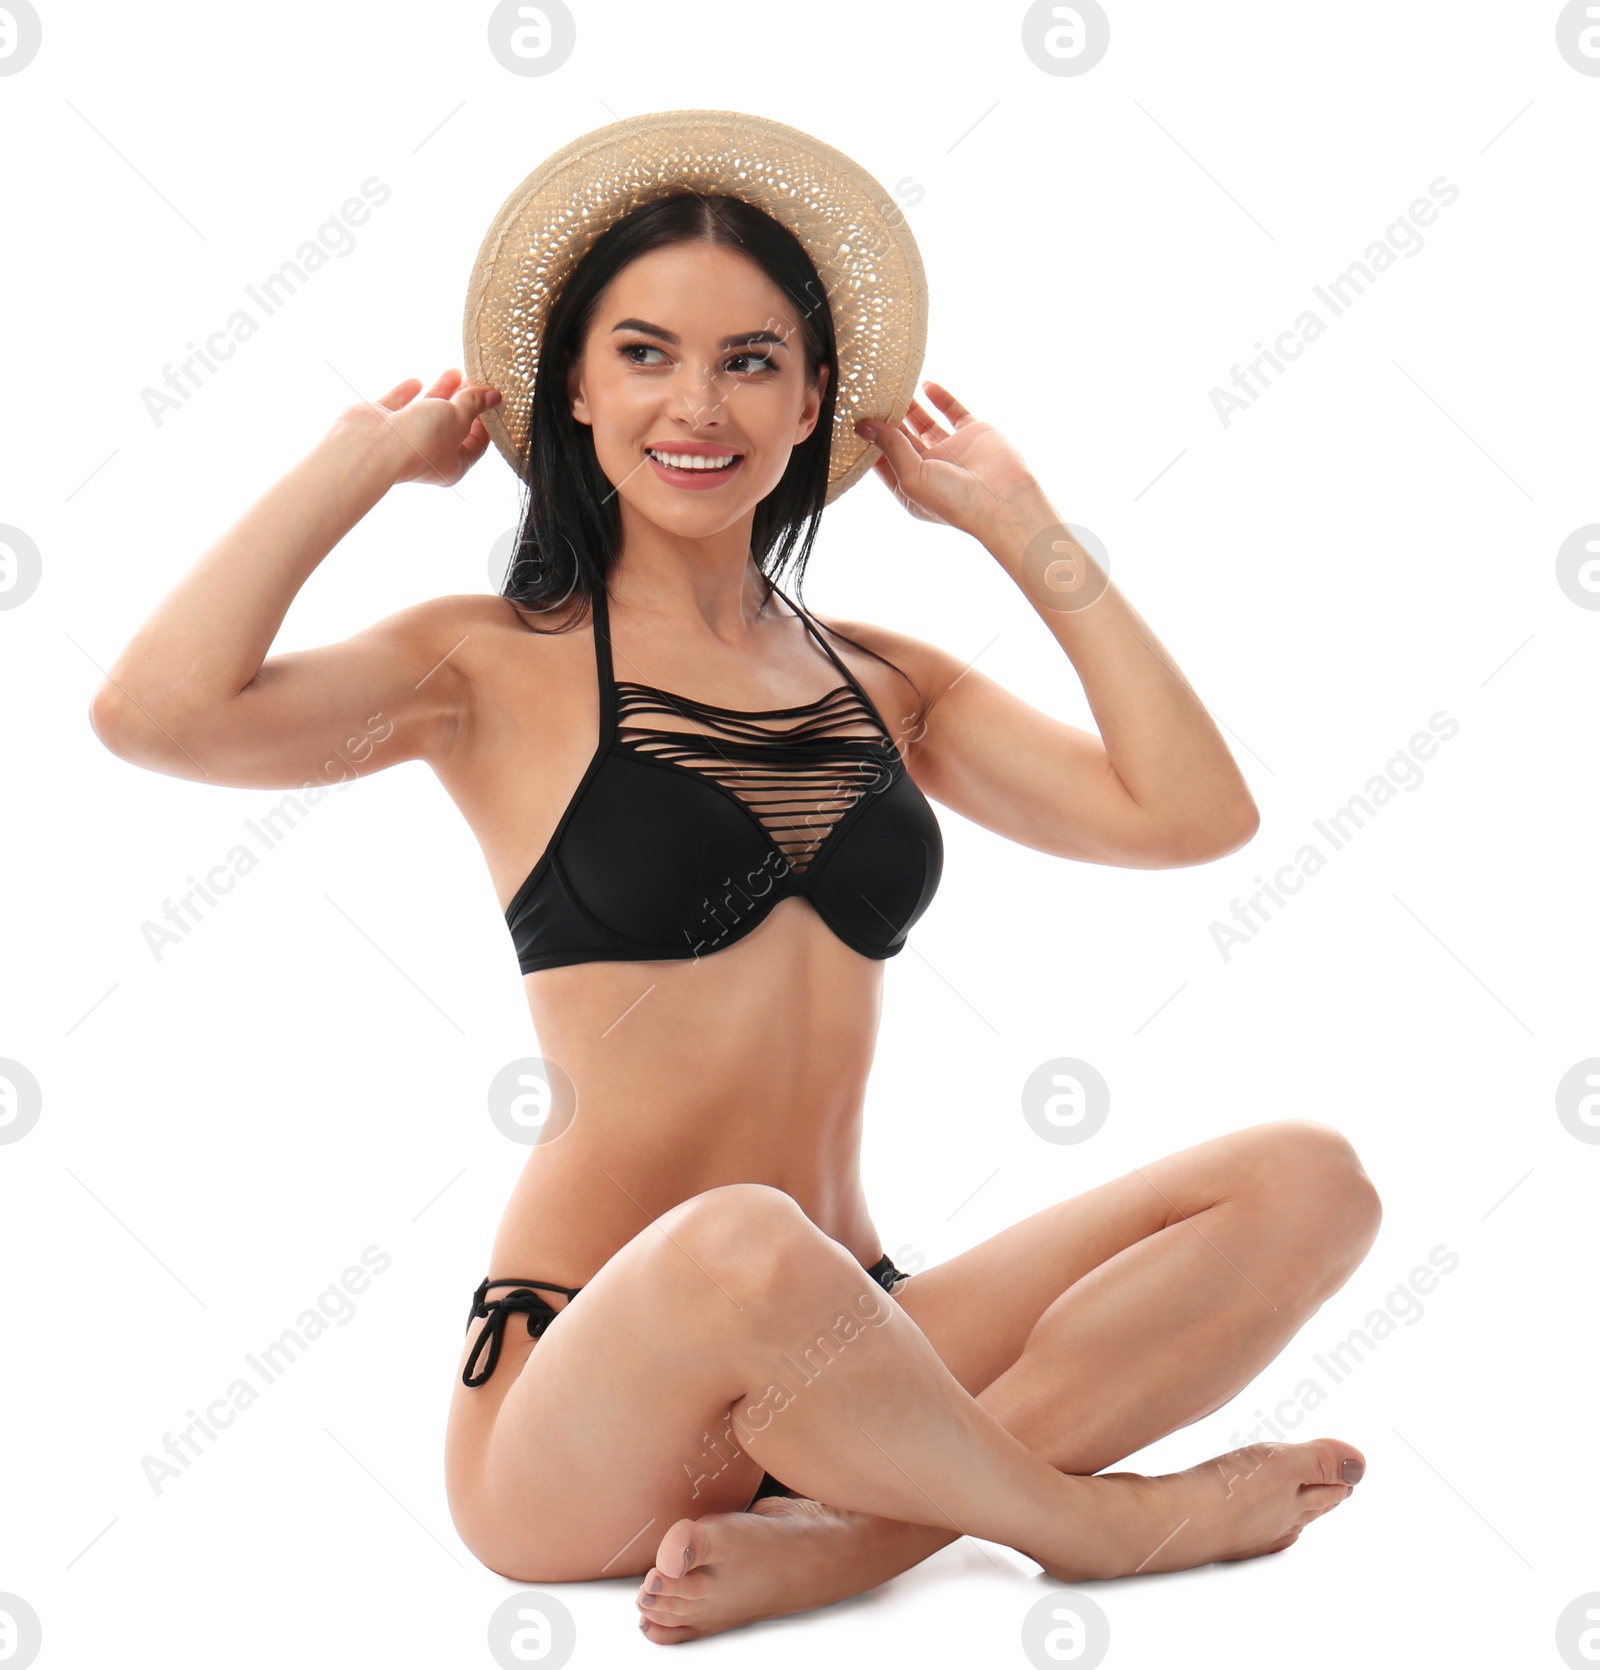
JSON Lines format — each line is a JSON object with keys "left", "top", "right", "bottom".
{"left": 849, "top": 383, "right": 1259, "bottom": 870}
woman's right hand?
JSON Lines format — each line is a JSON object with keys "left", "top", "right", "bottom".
{"left": 341, "top": 368, "right": 504, "bottom": 488}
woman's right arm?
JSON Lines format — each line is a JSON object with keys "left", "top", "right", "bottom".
{"left": 88, "top": 371, "right": 502, "bottom": 789}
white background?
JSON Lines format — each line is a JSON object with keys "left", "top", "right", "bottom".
{"left": 2, "top": 2, "right": 1595, "bottom": 1665}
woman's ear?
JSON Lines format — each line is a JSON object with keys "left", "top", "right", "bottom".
{"left": 795, "top": 360, "right": 830, "bottom": 444}
{"left": 567, "top": 363, "right": 591, "bottom": 428}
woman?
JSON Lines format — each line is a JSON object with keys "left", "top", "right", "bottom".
{"left": 90, "top": 115, "right": 1381, "bottom": 1646}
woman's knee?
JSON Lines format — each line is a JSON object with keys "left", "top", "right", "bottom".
{"left": 1244, "top": 1119, "right": 1383, "bottom": 1262}
{"left": 652, "top": 1182, "right": 822, "bottom": 1295}
{"left": 1244, "top": 1119, "right": 1380, "bottom": 1204}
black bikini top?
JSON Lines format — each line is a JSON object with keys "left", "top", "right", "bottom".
{"left": 502, "top": 576, "right": 943, "bottom": 974}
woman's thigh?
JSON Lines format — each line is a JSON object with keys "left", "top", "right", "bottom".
{"left": 895, "top": 1118, "right": 1376, "bottom": 1396}
{"left": 446, "top": 1183, "right": 865, "bottom": 1582}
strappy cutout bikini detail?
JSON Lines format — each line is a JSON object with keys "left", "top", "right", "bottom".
{"left": 499, "top": 573, "right": 943, "bottom": 974}
{"left": 611, "top": 674, "right": 895, "bottom": 874}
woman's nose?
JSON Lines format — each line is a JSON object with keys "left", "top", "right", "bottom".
{"left": 676, "top": 363, "right": 730, "bottom": 425}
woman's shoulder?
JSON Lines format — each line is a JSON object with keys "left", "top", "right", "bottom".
{"left": 367, "top": 592, "right": 595, "bottom": 717}
{"left": 398, "top": 590, "right": 593, "bottom": 651}
{"left": 800, "top": 604, "right": 958, "bottom": 701}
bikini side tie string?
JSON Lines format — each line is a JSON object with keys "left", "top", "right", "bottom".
{"left": 462, "top": 1277, "right": 582, "bottom": 1389}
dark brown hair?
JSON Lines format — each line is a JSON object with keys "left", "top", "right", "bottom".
{"left": 497, "top": 190, "right": 920, "bottom": 711}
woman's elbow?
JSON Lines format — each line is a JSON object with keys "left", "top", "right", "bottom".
{"left": 1166, "top": 799, "right": 1260, "bottom": 865}
{"left": 1203, "top": 798, "right": 1261, "bottom": 860}
{"left": 88, "top": 682, "right": 138, "bottom": 758}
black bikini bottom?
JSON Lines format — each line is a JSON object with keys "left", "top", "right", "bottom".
{"left": 462, "top": 1249, "right": 911, "bottom": 1508}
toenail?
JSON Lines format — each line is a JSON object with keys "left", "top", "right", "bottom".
{"left": 646, "top": 1574, "right": 663, "bottom": 1593}
{"left": 1341, "top": 1457, "right": 1364, "bottom": 1485}
{"left": 683, "top": 1543, "right": 694, "bottom": 1568}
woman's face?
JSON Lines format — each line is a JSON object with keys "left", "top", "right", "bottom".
{"left": 567, "top": 242, "right": 830, "bottom": 538}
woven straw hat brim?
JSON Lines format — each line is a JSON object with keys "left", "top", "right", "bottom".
{"left": 462, "top": 108, "right": 928, "bottom": 505}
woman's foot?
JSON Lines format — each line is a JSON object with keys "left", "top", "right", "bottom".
{"left": 634, "top": 1437, "right": 1364, "bottom": 1642}
{"left": 635, "top": 1494, "right": 944, "bottom": 1644}
{"left": 1055, "top": 1437, "right": 1364, "bottom": 1580}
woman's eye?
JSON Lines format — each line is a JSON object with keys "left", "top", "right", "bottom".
{"left": 619, "top": 344, "right": 776, "bottom": 374}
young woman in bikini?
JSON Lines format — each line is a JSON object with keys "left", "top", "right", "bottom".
{"left": 91, "top": 186, "right": 1380, "bottom": 1645}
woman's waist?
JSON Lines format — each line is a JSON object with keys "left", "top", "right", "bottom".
{"left": 486, "top": 1139, "right": 877, "bottom": 1281}
{"left": 521, "top": 938, "right": 882, "bottom": 1086}
{"left": 514, "top": 1047, "right": 873, "bottom": 1153}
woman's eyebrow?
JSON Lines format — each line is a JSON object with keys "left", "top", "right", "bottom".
{"left": 611, "top": 317, "right": 791, "bottom": 352}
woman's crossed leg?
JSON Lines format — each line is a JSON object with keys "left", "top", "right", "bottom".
{"left": 635, "top": 1118, "right": 1382, "bottom": 1642}
{"left": 446, "top": 1156, "right": 1370, "bottom": 1634}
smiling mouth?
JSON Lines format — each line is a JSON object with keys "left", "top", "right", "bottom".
{"left": 645, "top": 448, "right": 743, "bottom": 472}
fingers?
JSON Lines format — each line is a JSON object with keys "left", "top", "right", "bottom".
{"left": 857, "top": 414, "right": 925, "bottom": 471}
{"left": 376, "top": 370, "right": 500, "bottom": 414}
{"left": 905, "top": 379, "right": 972, "bottom": 445}
{"left": 450, "top": 390, "right": 502, "bottom": 479}
{"left": 870, "top": 449, "right": 916, "bottom": 507}
{"left": 451, "top": 381, "right": 503, "bottom": 421}
{"left": 904, "top": 396, "right": 948, "bottom": 445}
{"left": 869, "top": 453, "right": 943, "bottom": 523}
{"left": 921, "top": 380, "right": 973, "bottom": 425}
{"left": 374, "top": 377, "right": 422, "bottom": 411}
{"left": 458, "top": 416, "right": 493, "bottom": 466}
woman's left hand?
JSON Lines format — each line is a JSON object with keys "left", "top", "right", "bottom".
{"left": 856, "top": 382, "right": 1045, "bottom": 538}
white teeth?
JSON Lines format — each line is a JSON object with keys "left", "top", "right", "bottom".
{"left": 648, "top": 449, "right": 738, "bottom": 471}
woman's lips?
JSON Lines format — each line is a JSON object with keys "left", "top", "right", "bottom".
{"left": 645, "top": 451, "right": 745, "bottom": 491}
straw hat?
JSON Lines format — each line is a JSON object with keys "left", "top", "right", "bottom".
{"left": 461, "top": 108, "right": 928, "bottom": 504}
